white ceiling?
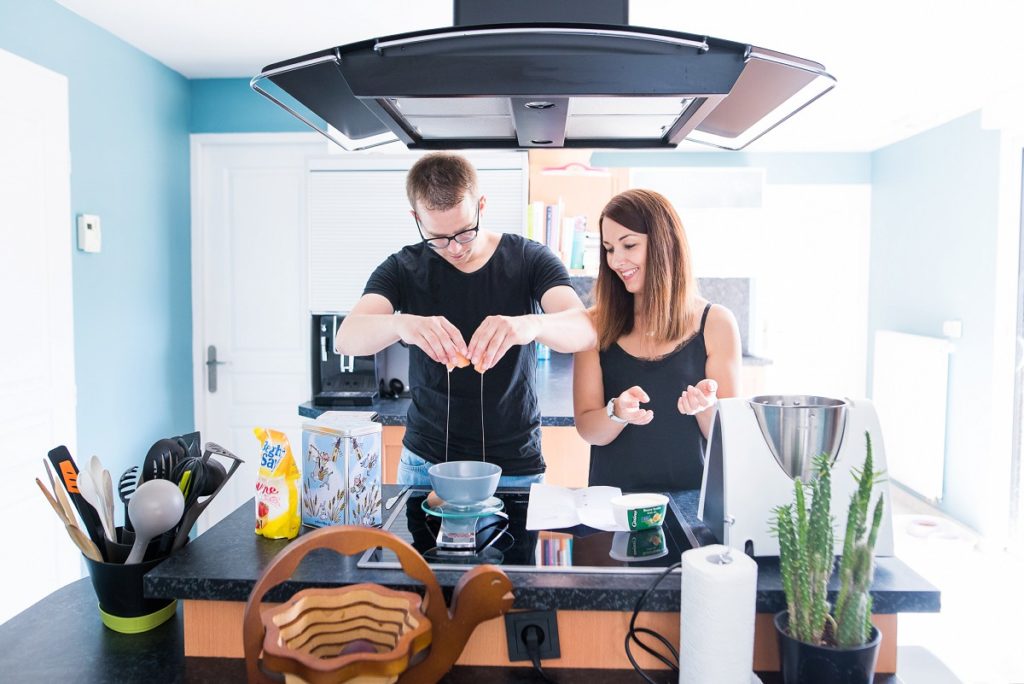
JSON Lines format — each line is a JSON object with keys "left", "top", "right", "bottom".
{"left": 55, "top": 0, "right": 1024, "bottom": 152}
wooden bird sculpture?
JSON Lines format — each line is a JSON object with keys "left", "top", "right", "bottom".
{"left": 243, "top": 525, "right": 515, "bottom": 684}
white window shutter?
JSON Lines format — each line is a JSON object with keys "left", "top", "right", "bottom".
{"left": 308, "top": 152, "right": 527, "bottom": 312}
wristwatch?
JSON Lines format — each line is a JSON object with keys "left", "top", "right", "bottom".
{"left": 606, "top": 398, "right": 629, "bottom": 424}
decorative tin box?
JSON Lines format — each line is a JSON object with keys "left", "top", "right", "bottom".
{"left": 301, "top": 413, "right": 382, "bottom": 528}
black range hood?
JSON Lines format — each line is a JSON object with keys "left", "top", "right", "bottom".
{"left": 251, "top": 1, "right": 834, "bottom": 151}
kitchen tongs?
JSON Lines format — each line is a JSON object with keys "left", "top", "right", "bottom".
{"left": 170, "top": 442, "right": 243, "bottom": 552}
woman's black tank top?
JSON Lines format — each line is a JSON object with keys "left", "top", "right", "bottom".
{"left": 589, "top": 303, "right": 712, "bottom": 492}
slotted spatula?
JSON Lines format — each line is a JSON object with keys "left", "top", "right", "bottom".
{"left": 118, "top": 465, "right": 139, "bottom": 532}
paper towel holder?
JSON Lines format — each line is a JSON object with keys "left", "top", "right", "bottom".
{"left": 707, "top": 519, "right": 737, "bottom": 565}
{"left": 708, "top": 548, "right": 734, "bottom": 565}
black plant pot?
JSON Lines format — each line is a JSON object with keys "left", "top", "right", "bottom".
{"left": 774, "top": 611, "right": 881, "bottom": 684}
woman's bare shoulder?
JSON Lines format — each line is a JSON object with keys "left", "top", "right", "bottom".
{"left": 702, "top": 303, "right": 741, "bottom": 350}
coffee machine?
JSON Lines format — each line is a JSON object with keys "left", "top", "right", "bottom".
{"left": 698, "top": 395, "right": 894, "bottom": 557}
{"left": 311, "top": 313, "right": 379, "bottom": 406}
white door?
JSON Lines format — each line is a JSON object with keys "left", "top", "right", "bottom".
{"left": 191, "top": 134, "right": 325, "bottom": 530}
{"left": 0, "top": 49, "right": 79, "bottom": 622}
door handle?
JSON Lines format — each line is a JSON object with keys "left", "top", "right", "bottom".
{"left": 206, "top": 344, "right": 228, "bottom": 393}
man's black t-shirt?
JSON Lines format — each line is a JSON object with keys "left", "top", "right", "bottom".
{"left": 363, "top": 233, "right": 570, "bottom": 475}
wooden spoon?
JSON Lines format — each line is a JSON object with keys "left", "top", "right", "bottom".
{"left": 36, "top": 478, "right": 103, "bottom": 562}
{"left": 43, "top": 460, "right": 77, "bottom": 524}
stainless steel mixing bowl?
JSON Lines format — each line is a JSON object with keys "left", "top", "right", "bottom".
{"left": 749, "top": 395, "right": 848, "bottom": 481}
{"left": 427, "top": 460, "right": 502, "bottom": 505}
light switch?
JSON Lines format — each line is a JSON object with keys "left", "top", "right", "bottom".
{"left": 77, "top": 214, "right": 101, "bottom": 253}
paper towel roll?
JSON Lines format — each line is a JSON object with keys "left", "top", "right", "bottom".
{"left": 679, "top": 544, "right": 758, "bottom": 684}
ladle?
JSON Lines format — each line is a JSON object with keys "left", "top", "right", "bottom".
{"left": 126, "top": 479, "right": 184, "bottom": 564}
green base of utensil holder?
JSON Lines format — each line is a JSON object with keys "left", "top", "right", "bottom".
{"left": 98, "top": 599, "right": 177, "bottom": 634}
{"left": 84, "top": 543, "right": 176, "bottom": 634}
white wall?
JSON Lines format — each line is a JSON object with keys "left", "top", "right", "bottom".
{"left": 632, "top": 167, "right": 872, "bottom": 399}
{"left": 870, "top": 111, "right": 1013, "bottom": 540}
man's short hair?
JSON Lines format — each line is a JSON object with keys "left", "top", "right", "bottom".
{"left": 406, "top": 153, "right": 479, "bottom": 211}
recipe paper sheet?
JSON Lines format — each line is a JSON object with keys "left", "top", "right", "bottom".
{"left": 525, "top": 483, "right": 626, "bottom": 531}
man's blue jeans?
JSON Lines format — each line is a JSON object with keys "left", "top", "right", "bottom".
{"left": 396, "top": 447, "right": 545, "bottom": 488}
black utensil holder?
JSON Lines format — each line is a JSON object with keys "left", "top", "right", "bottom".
{"left": 102, "top": 525, "right": 171, "bottom": 564}
{"left": 85, "top": 526, "right": 179, "bottom": 633}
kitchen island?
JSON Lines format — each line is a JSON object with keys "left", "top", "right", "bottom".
{"left": 145, "top": 485, "right": 938, "bottom": 674}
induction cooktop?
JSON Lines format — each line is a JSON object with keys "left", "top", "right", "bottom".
{"left": 358, "top": 488, "right": 709, "bottom": 574}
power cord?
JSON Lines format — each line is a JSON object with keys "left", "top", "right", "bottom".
{"left": 523, "top": 624, "right": 557, "bottom": 683}
{"left": 625, "top": 561, "right": 683, "bottom": 684}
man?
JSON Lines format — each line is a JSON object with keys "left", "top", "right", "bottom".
{"left": 336, "top": 153, "right": 595, "bottom": 486}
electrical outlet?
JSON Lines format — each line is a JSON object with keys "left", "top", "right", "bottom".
{"left": 504, "top": 610, "right": 560, "bottom": 662}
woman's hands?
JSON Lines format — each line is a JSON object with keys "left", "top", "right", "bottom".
{"left": 678, "top": 378, "right": 718, "bottom": 416}
{"left": 613, "top": 386, "right": 654, "bottom": 425}
{"left": 611, "top": 378, "right": 718, "bottom": 425}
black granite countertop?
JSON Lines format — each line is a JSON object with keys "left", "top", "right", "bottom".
{"left": 146, "top": 487, "right": 939, "bottom": 615}
{"left": 300, "top": 351, "right": 770, "bottom": 425}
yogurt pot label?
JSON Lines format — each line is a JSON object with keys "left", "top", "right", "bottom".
{"left": 627, "top": 504, "right": 665, "bottom": 531}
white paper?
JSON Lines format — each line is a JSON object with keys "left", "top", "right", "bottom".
{"left": 525, "top": 483, "right": 626, "bottom": 531}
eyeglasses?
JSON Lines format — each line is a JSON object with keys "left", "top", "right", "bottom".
{"left": 415, "top": 206, "right": 480, "bottom": 250}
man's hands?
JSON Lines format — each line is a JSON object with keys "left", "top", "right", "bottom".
{"left": 678, "top": 378, "right": 718, "bottom": 416}
{"left": 395, "top": 313, "right": 541, "bottom": 371}
{"left": 466, "top": 314, "right": 540, "bottom": 373}
{"left": 612, "top": 386, "right": 654, "bottom": 425}
{"left": 395, "top": 314, "right": 468, "bottom": 366}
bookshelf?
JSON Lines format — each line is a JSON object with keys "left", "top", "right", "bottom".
{"left": 527, "top": 150, "right": 629, "bottom": 275}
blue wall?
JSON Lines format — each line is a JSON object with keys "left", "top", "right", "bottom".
{"left": 191, "top": 78, "right": 309, "bottom": 133}
{"left": 1, "top": 0, "right": 193, "bottom": 480}
{"left": 869, "top": 111, "right": 1002, "bottom": 535}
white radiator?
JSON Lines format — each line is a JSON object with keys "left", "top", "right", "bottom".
{"left": 871, "top": 330, "right": 953, "bottom": 501}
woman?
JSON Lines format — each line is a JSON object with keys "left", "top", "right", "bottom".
{"left": 573, "top": 189, "right": 742, "bottom": 491}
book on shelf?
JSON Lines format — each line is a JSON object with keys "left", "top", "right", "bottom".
{"left": 526, "top": 200, "right": 546, "bottom": 244}
{"left": 582, "top": 232, "right": 600, "bottom": 273}
{"left": 528, "top": 199, "right": 600, "bottom": 271}
{"left": 568, "top": 216, "right": 587, "bottom": 269}
{"left": 544, "top": 199, "right": 565, "bottom": 261}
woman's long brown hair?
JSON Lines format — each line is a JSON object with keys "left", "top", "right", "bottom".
{"left": 592, "top": 189, "right": 698, "bottom": 351}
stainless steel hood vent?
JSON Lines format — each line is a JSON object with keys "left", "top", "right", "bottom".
{"left": 251, "top": 10, "right": 833, "bottom": 152}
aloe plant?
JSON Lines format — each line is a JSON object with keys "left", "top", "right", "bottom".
{"left": 772, "top": 431, "right": 884, "bottom": 647}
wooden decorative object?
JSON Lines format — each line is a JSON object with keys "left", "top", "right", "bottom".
{"left": 243, "top": 525, "right": 515, "bottom": 684}
{"left": 262, "top": 584, "right": 431, "bottom": 684}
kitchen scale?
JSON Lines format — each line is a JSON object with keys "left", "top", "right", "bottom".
{"left": 421, "top": 495, "right": 508, "bottom": 554}
{"left": 699, "top": 395, "right": 895, "bottom": 557}
{"left": 359, "top": 489, "right": 711, "bottom": 573}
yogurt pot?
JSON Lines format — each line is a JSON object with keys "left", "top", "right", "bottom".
{"left": 610, "top": 493, "right": 669, "bottom": 532}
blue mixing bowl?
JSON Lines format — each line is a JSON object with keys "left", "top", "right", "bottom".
{"left": 427, "top": 460, "right": 502, "bottom": 505}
